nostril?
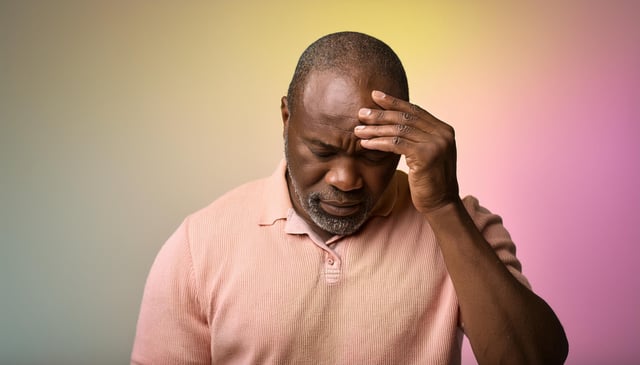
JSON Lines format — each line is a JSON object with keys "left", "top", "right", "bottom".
{"left": 324, "top": 157, "right": 364, "bottom": 191}
{"left": 326, "top": 170, "right": 363, "bottom": 192}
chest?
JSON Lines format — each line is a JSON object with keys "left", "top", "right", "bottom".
{"left": 202, "top": 221, "right": 459, "bottom": 364}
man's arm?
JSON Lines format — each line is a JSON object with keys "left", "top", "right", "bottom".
{"left": 354, "top": 90, "right": 568, "bottom": 365}
{"left": 426, "top": 198, "right": 567, "bottom": 364}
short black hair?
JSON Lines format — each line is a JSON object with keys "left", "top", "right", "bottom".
{"left": 286, "top": 31, "right": 409, "bottom": 113}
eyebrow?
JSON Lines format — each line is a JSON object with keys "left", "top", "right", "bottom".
{"left": 305, "top": 137, "right": 379, "bottom": 154}
{"left": 305, "top": 138, "right": 339, "bottom": 150}
{"left": 313, "top": 119, "right": 359, "bottom": 134}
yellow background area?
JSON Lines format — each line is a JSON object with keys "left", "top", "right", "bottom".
{"left": 2, "top": 1, "right": 639, "bottom": 364}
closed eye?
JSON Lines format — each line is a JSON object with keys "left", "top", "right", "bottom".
{"left": 310, "top": 148, "right": 337, "bottom": 159}
{"left": 305, "top": 139, "right": 339, "bottom": 159}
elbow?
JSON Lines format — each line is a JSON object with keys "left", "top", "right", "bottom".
{"left": 538, "top": 306, "right": 569, "bottom": 365}
{"left": 525, "top": 320, "right": 569, "bottom": 365}
{"left": 493, "top": 318, "right": 569, "bottom": 365}
{"left": 546, "top": 325, "right": 569, "bottom": 365}
{"left": 527, "top": 296, "right": 570, "bottom": 365}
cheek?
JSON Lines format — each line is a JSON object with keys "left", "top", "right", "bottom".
{"left": 297, "top": 164, "right": 326, "bottom": 189}
{"left": 288, "top": 147, "right": 327, "bottom": 189}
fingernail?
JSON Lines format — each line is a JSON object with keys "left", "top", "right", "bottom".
{"left": 359, "top": 108, "right": 371, "bottom": 116}
{"left": 354, "top": 125, "right": 365, "bottom": 131}
{"left": 372, "top": 90, "right": 385, "bottom": 98}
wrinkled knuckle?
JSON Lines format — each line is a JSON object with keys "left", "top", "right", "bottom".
{"left": 392, "top": 136, "right": 402, "bottom": 145}
{"left": 396, "top": 123, "right": 411, "bottom": 135}
{"left": 402, "top": 112, "right": 414, "bottom": 121}
{"left": 375, "top": 110, "right": 385, "bottom": 120}
{"left": 410, "top": 103, "right": 422, "bottom": 114}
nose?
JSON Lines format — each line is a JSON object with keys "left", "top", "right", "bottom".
{"left": 325, "top": 157, "right": 363, "bottom": 192}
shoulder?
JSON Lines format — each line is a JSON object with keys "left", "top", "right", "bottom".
{"left": 177, "top": 176, "right": 275, "bottom": 275}
{"left": 461, "top": 195, "right": 531, "bottom": 288}
{"left": 190, "top": 177, "right": 268, "bottom": 224}
{"left": 460, "top": 195, "right": 506, "bottom": 234}
{"left": 177, "top": 177, "right": 270, "bottom": 252}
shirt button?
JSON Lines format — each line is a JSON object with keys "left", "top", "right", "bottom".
{"left": 328, "top": 258, "right": 334, "bottom": 265}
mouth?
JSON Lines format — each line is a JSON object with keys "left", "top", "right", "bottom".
{"left": 319, "top": 200, "right": 361, "bottom": 217}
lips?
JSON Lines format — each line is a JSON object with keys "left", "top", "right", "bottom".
{"left": 319, "top": 200, "right": 361, "bottom": 217}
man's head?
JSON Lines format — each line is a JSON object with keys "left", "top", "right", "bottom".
{"left": 286, "top": 32, "right": 409, "bottom": 114}
{"left": 281, "top": 32, "right": 408, "bottom": 238}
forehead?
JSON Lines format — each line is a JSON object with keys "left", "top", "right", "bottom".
{"left": 296, "top": 71, "right": 381, "bottom": 132}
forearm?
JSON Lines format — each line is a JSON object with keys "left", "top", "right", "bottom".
{"left": 425, "top": 199, "right": 568, "bottom": 365}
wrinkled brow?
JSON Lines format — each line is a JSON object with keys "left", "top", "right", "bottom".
{"left": 305, "top": 138, "right": 339, "bottom": 149}
{"left": 312, "top": 118, "right": 360, "bottom": 134}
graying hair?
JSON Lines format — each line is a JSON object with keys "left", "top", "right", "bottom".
{"left": 286, "top": 32, "right": 409, "bottom": 113}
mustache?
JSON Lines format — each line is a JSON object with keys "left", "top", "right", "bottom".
{"left": 308, "top": 187, "right": 366, "bottom": 203}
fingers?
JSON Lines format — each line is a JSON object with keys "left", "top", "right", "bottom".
{"left": 354, "top": 123, "right": 415, "bottom": 155}
{"left": 356, "top": 126, "right": 452, "bottom": 156}
{"left": 358, "top": 135, "right": 411, "bottom": 155}
{"left": 359, "top": 91, "right": 460, "bottom": 213}
{"left": 371, "top": 90, "right": 420, "bottom": 111}
{"left": 358, "top": 90, "right": 450, "bottom": 135}
{"left": 354, "top": 123, "right": 424, "bottom": 143}
{"left": 358, "top": 107, "right": 422, "bottom": 128}
{"left": 355, "top": 90, "right": 455, "bottom": 154}
{"left": 367, "top": 90, "right": 434, "bottom": 122}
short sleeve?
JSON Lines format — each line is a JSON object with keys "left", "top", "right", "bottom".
{"left": 131, "top": 218, "right": 211, "bottom": 364}
{"left": 461, "top": 195, "right": 531, "bottom": 289}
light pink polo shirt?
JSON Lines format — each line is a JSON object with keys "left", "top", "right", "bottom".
{"left": 131, "top": 160, "right": 529, "bottom": 365}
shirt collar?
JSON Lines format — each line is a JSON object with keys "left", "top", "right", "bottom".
{"left": 258, "top": 159, "right": 399, "bottom": 226}
{"left": 258, "top": 159, "right": 293, "bottom": 226}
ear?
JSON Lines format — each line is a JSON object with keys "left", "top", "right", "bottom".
{"left": 280, "top": 96, "right": 290, "bottom": 138}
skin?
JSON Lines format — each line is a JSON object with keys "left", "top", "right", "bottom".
{"left": 281, "top": 70, "right": 401, "bottom": 241}
{"left": 281, "top": 70, "right": 569, "bottom": 364}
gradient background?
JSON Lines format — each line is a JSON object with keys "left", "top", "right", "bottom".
{"left": 1, "top": 1, "right": 638, "bottom": 364}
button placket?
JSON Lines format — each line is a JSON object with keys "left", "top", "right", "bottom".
{"left": 323, "top": 251, "right": 341, "bottom": 284}
{"left": 324, "top": 251, "right": 340, "bottom": 266}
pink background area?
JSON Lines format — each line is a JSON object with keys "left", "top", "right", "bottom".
{"left": 1, "top": 1, "right": 638, "bottom": 364}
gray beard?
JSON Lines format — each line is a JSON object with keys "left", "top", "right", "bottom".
{"left": 284, "top": 136, "right": 373, "bottom": 236}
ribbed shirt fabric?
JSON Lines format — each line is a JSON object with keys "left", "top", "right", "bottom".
{"left": 131, "top": 160, "right": 529, "bottom": 365}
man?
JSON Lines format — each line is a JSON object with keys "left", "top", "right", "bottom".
{"left": 131, "top": 32, "right": 568, "bottom": 364}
